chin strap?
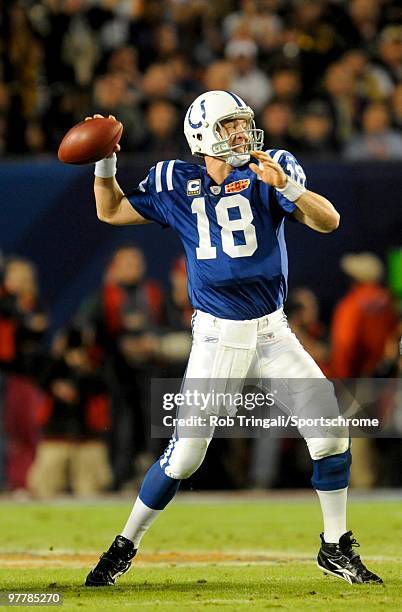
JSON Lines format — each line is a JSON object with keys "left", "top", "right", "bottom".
{"left": 226, "top": 153, "right": 250, "bottom": 168}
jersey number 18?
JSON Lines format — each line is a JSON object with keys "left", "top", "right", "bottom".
{"left": 192, "top": 194, "right": 257, "bottom": 259}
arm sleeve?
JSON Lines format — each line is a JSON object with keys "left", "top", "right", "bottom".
{"left": 261, "top": 149, "right": 307, "bottom": 219}
{"left": 125, "top": 164, "right": 171, "bottom": 228}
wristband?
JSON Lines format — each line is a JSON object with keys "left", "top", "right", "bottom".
{"left": 276, "top": 177, "right": 306, "bottom": 202}
{"left": 94, "top": 153, "right": 117, "bottom": 178}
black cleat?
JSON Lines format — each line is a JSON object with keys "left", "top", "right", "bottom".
{"left": 317, "top": 531, "right": 383, "bottom": 585}
{"left": 85, "top": 535, "right": 137, "bottom": 586}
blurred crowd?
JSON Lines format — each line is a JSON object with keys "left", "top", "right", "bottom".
{"left": 0, "top": 0, "right": 402, "bottom": 160}
{"left": 0, "top": 245, "right": 400, "bottom": 497}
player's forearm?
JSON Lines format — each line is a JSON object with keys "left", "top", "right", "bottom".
{"left": 294, "top": 190, "right": 340, "bottom": 233}
{"left": 94, "top": 176, "right": 125, "bottom": 222}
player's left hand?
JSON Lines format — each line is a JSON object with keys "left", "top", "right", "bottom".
{"left": 250, "top": 150, "right": 287, "bottom": 189}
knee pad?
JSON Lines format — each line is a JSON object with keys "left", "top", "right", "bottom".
{"left": 311, "top": 447, "right": 352, "bottom": 491}
{"left": 307, "top": 437, "right": 349, "bottom": 460}
{"left": 165, "top": 438, "right": 210, "bottom": 480}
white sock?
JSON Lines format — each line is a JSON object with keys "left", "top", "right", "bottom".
{"left": 316, "top": 487, "right": 348, "bottom": 543}
{"left": 120, "top": 497, "right": 161, "bottom": 548}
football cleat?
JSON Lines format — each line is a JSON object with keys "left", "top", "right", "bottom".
{"left": 317, "top": 531, "right": 383, "bottom": 584}
{"left": 85, "top": 535, "right": 137, "bottom": 586}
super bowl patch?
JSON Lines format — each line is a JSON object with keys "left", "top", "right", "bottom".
{"left": 225, "top": 179, "right": 250, "bottom": 194}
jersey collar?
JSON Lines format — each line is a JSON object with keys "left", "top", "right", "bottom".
{"left": 201, "top": 164, "right": 249, "bottom": 195}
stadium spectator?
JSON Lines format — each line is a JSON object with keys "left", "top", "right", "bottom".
{"left": 287, "top": 287, "right": 329, "bottom": 373}
{"left": 202, "top": 60, "right": 235, "bottom": 93}
{"left": 270, "top": 66, "right": 302, "bottom": 108}
{"left": 88, "top": 73, "right": 145, "bottom": 150}
{"left": 344, "top": 101, "right": 402, "bottom": 160}
{"left": 58, "top": 2, "right": 99, "bottom": 87}
{"left": 372, "top": 25, "right": 402, "bottom": 97}
{"left": 225, "top": 38, "right": 272, "bottom": 112}
{"left": 295, "top": 100, "right": 337, "bottom": 158}
{"left": 142, "top": 100, "right": 187, "bottom": 158}
{"left": 106, "top": 46, "right": 142, "bottom": 100}
{"left": 259, "top": 100, "right": 298, "bottom": 151}
{"left": 320, "top": 61, "right": 362, "bottom": 149}
{"left": 25, "top": 120, "right": 47, "bottom": 155}
{"left": 222, "top": 0, "right": 283, "bottom": 50}
{"left": 28, "top": 327, "right": 113, "bottom": 498}
{"left": 34, "top": 0, "right": 76, "bottom": 87}
{"left": 125, "top": 0, "right": 165, "bottom": 72}
{"left": 3, "top": 372, "right": 43, "bottom": 492}
{"left": 330, "top": 251, "right": 398, "bottom": 379}
{"left": 94, "top": 3, "right": 135, "bottom": 57}
{"left": 373, "top": 318, "right": 402, "bottom": 379}
{"left": 168, "top": 53, "right": 202, "bottom": 109}
{"left": 330, "top": 252, "right": 399, "bottom": 489}
{"left": 288, "top": 0, "right": 349, "bottom": 94}
{"left": 141, "top": 62, "right": 177, "bottom": 103}
{"left": 3, "top": 4, "right": 44, "bottom": 154}
{"left": 348, "top": 0, "right": 383, "bottom": 50}
{"left": 341, "top": 48, "right": 388, "bottom": 103}
{"left": 158, "top": 255, "right": 192, "bottom": 377}
{"left": 77, "top": 244, "right": 162, "bottom": 488}
{"left": 0, "top": 257, "right": 48, "bottom": 375}
{"left": 44, "top": 87, "right": 87, "bottom": 152}
{"left": 0, "top": 257, "right": 48, "bottom": 491}
{"left": 153, "top": 23, "right": 181, "bottom": 64}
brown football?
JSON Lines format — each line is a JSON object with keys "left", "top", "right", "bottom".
{"left": 58, "top": 117, "right": 123, "bottom": 164}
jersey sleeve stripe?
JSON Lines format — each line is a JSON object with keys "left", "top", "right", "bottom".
{"left": 166, "top": 160, "right": 175, "bottom": 191}
{"left": 270, "top": 149, "right": 286, "bottom": 163}
{"left": 155, "top": 161, "right": 164, "bottom": 193}
{"left": 138, "top": 176, "right": 148, "bottom": 192}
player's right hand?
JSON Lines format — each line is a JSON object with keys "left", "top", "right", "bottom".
{"left": 249, "top": 150, "right": 287, "bottom": 188}
{"left": 84, "top": 114, "right": 121, "bottom": 155}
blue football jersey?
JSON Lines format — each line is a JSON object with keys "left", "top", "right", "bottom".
{"left": 126, "top": 149, "right": 306, "bottom": 320}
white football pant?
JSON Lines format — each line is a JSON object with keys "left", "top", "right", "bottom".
{"left": 162, "top": 308, "right": 349, "bottom": 480}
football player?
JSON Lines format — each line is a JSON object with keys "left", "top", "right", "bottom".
{"left": 85, "top": 91, "right": 382, "bottom": 586}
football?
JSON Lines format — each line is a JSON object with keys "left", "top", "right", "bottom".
{"left": 58, "top": 117, "right": 123, "bottom": 165}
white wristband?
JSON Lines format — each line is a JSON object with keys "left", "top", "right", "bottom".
{"left": 276, "top": 177, "right": 306, "bottom": 202}
{"left": 94, "top": 153, "right": 117, "bottom": 178}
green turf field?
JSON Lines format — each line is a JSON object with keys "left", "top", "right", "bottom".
{"left": 0, "top": 495, "right": 400, "bottom": 610}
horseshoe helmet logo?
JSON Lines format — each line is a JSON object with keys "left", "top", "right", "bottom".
{"left": 188, "top": 99, "right": 206, "bottom": 129}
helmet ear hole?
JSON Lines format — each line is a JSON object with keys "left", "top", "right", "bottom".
{"left": 197, "top": 133, "right": 202, "bottom": 141}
